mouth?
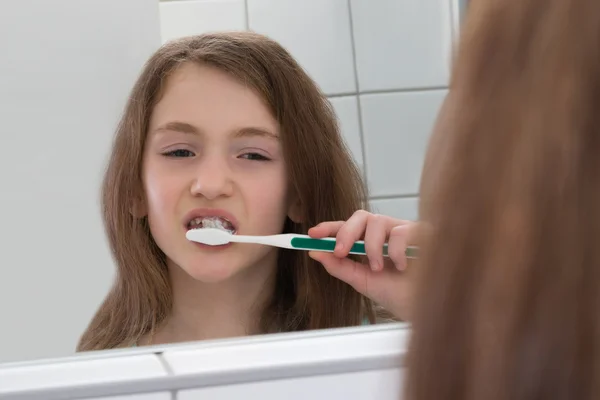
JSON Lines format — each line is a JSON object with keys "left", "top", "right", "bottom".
{"left": 185, "top": 216, "right": 237, "bottom": 235}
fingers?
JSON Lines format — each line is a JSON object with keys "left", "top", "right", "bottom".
{"left": 307, "top": 221, "right": 344, "bottom": 238}
{"left": 310, "top": 210, "right": 413, "bottom": 265}
{"left": 332, "top": 210, "right": 371, "bottom": 257}
{"left": 388, "top": 224, "right": 409, "bottom": 271}
{"left": 363, "top": 214, "right": 389, "bottom": 271}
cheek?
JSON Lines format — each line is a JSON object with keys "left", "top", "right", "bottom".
{"left": 143, "top": 161, "right": 182, "bottom": 215}
{"left": 243, "top": 168, "right": 289, "bottom": 230}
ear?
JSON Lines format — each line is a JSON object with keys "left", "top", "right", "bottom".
{"left": 287, "top": 196, "right": 303, "bottom": 223}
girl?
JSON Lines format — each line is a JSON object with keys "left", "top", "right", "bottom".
{"left": 77, "top": 32, "right": 414, "bottom": 350}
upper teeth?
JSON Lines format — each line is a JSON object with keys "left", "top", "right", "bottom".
{"left": 188, "top": 216, "right": 235, "bottom": 233}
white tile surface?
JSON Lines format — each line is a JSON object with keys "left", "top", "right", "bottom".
{"left": 247, "top": 0, "right": 356, "bottom": 95}
{"left": 160, "top": 0, "right": 246, "bottom": 44}
{"left": 370, "top": 197, "right": 419, "bottom": 221}
{"left": 360, "top": 90, "right": 447, "bottom": 197}
{"left": 329, "top": 96, "right": 364, "bottom": 168}
{"left": 167, "top": 326, "right": 408, "bottom": 399}
{"left": 350, "top": 0, "right": 452, "bottom": 91}
{"left": 88, "top": 393, "right": 170, "bottom": 400}
{"left": 177, "top": 369, "right": 403, "bottom": 400}
{"left": 0, "top": 355, "right": 167, "bottom": 395}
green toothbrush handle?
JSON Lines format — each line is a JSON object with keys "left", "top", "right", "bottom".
{"left": 290, "top": 237, "right": 418, "bottom": 259}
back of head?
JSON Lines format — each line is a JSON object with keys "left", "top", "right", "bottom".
{"left": 407, "top": 1, "right": 600, "bottom": 399}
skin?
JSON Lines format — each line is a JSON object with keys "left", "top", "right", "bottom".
{"left": 139, "top": 62, "right": 300, "bottom": 343}
{"left": 308, "top": 212, "right": 417, "bottom": 321}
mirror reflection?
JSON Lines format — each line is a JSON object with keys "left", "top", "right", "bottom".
{"left": 1, "top": 0, "right": 455, "bottom": 364}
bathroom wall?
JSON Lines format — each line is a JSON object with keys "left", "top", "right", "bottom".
{"left": 0, "top": 0, "right": 161, "bottom": 364}
{"left": 159, "top": 0, "right": 460, "bottom": 221}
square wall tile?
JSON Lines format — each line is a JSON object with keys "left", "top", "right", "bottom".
{"left": 329, "top": 96, "right": 364, "bottom": 169}
{"left": 370, "top": 197, "right": 419, "bottom": 221}
{"left": 361, "top": 90, "right": 447, "bottom": 197}
{"left": 350, "top": 0, "right": 452, "bottom": 91}
{"left": 160, "top": 0, "right": 246, "bottom": 44}
{"left": 247, "top": 0, "right": 356, "bottom": 95}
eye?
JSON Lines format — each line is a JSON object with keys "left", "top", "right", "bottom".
{"left": 162, "top": 149, "right": 195, "bottom": 158}
{"left": 239, "top": 152, "right": 270, "bottom": 161}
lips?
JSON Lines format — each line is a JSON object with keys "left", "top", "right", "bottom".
{"left": 183, "top": 208, "right": 239, "bottom": 234}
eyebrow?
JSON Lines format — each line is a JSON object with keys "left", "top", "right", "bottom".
{"left": 233, "top": 127, "right": 280, "bottom": 141}
{"left": 154, "top": 121, "right": 279, "bottom": 140}
{"left": 154, "top": 121, "right": 199, "bottom": 135}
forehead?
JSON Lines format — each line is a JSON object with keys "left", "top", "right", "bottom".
{"left": 149, "top": 62, "right": 278, "bottom": 134}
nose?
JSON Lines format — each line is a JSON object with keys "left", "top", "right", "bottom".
{"left": 190, "top": 153, "right": 234, "bottom": 200}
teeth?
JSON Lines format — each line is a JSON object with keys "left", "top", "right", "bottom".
{"left": 187, "top": 216, "right": 235, "bottom": 234}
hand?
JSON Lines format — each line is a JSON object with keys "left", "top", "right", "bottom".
{"left": 307, "top": 210, "right": 418, "bottom": 321}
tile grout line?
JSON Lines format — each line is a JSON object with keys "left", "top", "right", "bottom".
{"left": 243, "top": 0, "right": 250, "bottom": 30}
{"left": 327, "top": 85, "right": 448, "bottom": 99}
{"left": 345, "top": 0, "right": 370, "bottom": 202}
{"left": 156, "top": 352, "right": 177, "bottom": 400}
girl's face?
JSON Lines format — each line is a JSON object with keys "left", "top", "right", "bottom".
{"left": 141, "top": 62, "right": 297, "bottom": 283}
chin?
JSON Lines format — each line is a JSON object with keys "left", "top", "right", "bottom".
{"left": 182, "top": 263, "right": 240, "bottom": 283}
{"left": 169, "top": 244, "right": 275, "bottom": 284}
{"left": 181, "top": 251, "right": 242, "bottom": 281}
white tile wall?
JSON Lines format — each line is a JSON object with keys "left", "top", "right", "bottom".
{"left": 247, "top": 0, "right": 357, "bottom": 95}
{"left": 370, "top": 197, "right": 419, "bottom": 221}
{"left": 160, "top": 0, "right": 246, "bottom": 43}
{"left": 350, "top": 0, "right": 452, "bottom": 92}
{"left": 159, "top": 0, "right": 457, "bottom": 222}
{"left": 329, "top": 96, "right": 364, "bottom": 169}
{"left": 361, "top": 90, "right": 447, "bottom": 197}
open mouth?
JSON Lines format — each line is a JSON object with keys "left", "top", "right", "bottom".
{"left": 186, "top": 216, "right": 237, "bottom": 235}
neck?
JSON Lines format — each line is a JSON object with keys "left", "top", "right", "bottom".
{"left": 151, "top": 253, "right": 278, "bottom": 345}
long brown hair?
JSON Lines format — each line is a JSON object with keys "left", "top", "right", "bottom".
{"left": 407, "top": 0, "right": 600, "bottom": 399}
{"left": 78, "top": 32, "right": 374, "bottom": 351}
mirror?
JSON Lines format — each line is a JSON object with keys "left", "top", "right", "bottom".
{"left": 0, "top": 0, "right": 457, "bottom": 365}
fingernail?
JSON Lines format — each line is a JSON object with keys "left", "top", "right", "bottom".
{"left": 371, "top": 260, "right": 382, "bottom": 271}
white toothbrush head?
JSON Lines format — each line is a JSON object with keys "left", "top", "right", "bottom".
{"left": 186, "top": 228, "right": 232, "bottom": 246}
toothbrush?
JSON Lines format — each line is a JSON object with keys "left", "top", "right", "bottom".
{"left": 186, "top": 228, "right": 418, "bottom": 259}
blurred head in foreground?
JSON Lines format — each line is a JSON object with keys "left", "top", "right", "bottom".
{"left": 407, "top": 1, "right": 600, "bottom": 399}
